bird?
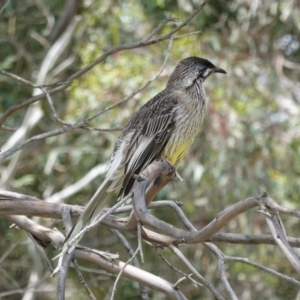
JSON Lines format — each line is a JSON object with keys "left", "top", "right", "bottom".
{"left": 64, "top": 56, "right": 226, "bottom": 252}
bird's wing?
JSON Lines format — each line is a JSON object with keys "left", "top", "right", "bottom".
{"left": 63, "top": 91, "right": 177, "bottom": 252}
{"left": 116, "top": 91, "right": 178, "bottom": 196}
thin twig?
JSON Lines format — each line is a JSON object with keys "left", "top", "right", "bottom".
{"left": 51, "top": 192, "right": 133, "bottom": 277}
{"left": 41, "top": 87, "right": 71, "bottom": 126}
{"left": 205, "top": 243, "right": 238, "bottom": 300}
{"left": 0, "top": 125, "right": 16, "bottom": 131}
{"left": 226, "top": 256, "right": 300, "bottom": 286}
{"left": 0, "top": 125, "right": 75, "bottom": 162}
{"left": 0, "top": 3, "right": 206, "bottom": 127}
{"left": 0, "top": 69, "right": 69, "bottom": 88}
{"left": 155, "top": 248, "right": 202, "bottom": 288}
{"left": 0, "top": 0, "right": 12, "bottom": 14}
{"left": 137, "top": 220, "right": 144, "bottom": 263}
{"left": 0, "top": 81, "right": 72, "bottom": 127}
{"left": 112, "top": 229, "right": 140, "bottom": 268}
{"left": 82, "top": 35, "right": 174, "bottom": 125}
{"left": 169, "top": 244, "right": 224, "bottom": 300}
{"left": 141, "top": 16, "right": 178, "bottom": 42}
{"left": 67, "top": 3, "right": 206, "bottom": 81}
{"left": 112, "top": 230, "right": 150, "bottom": 300}
{"left": 173, "top": 30, "right": 202, "bottom": 40}
{"left": 0, "top": 36, "right": 174, "bottom": 162}
{"left": 173, "top": 276, "right": 187, "bottom": 289}
{"left": 110, "top": 247, "right": 140, "bottom": 300}
{"left": 73, "top": 260, "right": 96, "bottom": 300}
{"left": 257, "top": 193, "right": 300, "bottom": 275}
{"left": 87, "top": 126, "right": 123, "bottom": 132}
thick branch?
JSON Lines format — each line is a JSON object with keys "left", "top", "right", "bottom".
{"left": 74, "top": 248, "right": 187, "bottom": 300}
{"left": 2, "top": 195, "right": 300, "bottom": 248}
{"left": 131, "top": 158, "right": 258, "bottom": 244}
{"left": 0, "top": 200, "right": 82, "bottom": 219}
{"left": 5, "top": 215, "right": 65, "bottom": 249}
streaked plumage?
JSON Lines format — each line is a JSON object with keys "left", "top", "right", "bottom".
{"left": 64, "top": 57, "right": 226, "bottom": 252}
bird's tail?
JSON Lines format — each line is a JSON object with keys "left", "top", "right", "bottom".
{"left": 63, "top": 178, "right": 115, "bottom": 253}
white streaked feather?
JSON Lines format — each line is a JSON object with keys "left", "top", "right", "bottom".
{"left": 106, "top": 131, "right": 134, "bottom": 180}
{"left": 126, "top": 135, "right": 154, "bottom": 173}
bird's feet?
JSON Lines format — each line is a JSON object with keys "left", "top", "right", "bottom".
{"left": 156, "top": 156, "right": 177, "bottom": 179}
{"left": 132, "top": 173, "right": 146, "bottom": 182}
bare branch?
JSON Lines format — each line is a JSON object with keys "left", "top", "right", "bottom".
{"left": 67, "top": 3, "right": 206, "bottom": 82}
{"left": 5, "top": 215, "right": 65, "bottom": 249}
{"left": 0, "top": 81, "right": 72, "bottom": 127}
{"left": 52, "top": 193, "right": 133, "bottom": 277}
{"left": 75, "top": 248, "right": 187, "bottom": 300}
{"left": 257, "top": 193, "right": 300, "bottom": 275}
{"left": 155, "top": 248, "right": 202, "bottom": 288}
{"left": 131, "top": 158, "right": 258, "bottom": 244}
{"left": 141, "top": 16, "right": 179, "bottom": 42}
{"left": 112, "top": 229, "right": 149, "bottom": 299}
{"left": 110, "top": 247, "right": 140, "bottom": 300}
{"left": 57, "top": 208, "right": 95, "bottom": 300}
{"left": 209, "top": 232, "right": 300, "bottom": 246}
{"left": 226, "top": 256, "right": 300, "bottom": 286}
{"left": 169, "top": 244, "right": 224, "bottom": 300}
{"left": 0, "top": 190, "right": 42, "bottom": 201}
{"left": 0, "top": 2, "right": 206, "bottom": 127}
{"left": 0, "top": 34, "right": 173, "bottom": 162}
{"left": 137, "top": 221, "right": 144, "bottom": 263}
{"left": 56, "top": 249, "right": 74, "bottom": 300}
{"left": 0, "top": 69, "right": 40, "bottom": 87}
{"left": 260, "top": 194, "right": 300, "bottom": 219}
{"left": 0, "top": 125, "right": 75, "bottom": 162}
{"left": 0, "top": 0, "right": 11, "bottom": 14}
{"left": 3, "top": 190, "right": 300, "bottom": 248}
{"left": 205, "top": 243, "right": 238, "bottom": 300}
{"left": 73, "top": 260, "right": 96, "bottom": 300}
{"left": 41, "top": 87, "right": 71, "bottom": 126}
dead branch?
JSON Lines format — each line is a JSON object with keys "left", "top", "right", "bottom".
{"left": 74, "top": 247, "right": 187, "bottom": 300}
{"left": 2, "top": 191, "right": 300, "bottom": 248}
{"left": 2, "top": 161, "right": 300, "bottom": 299}
{"left": 169, "top": 244, "right": 224, "bottom": 300}
{"left": 226, "top": 256, "right": 300, "bottom": 286}
{"left": 5, "top": 215, "right": 65, "bottom": 249}
{"left": 257, "top": 193, "right": 300, "bottom": 275}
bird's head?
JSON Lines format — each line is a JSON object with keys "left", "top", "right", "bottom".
{"left": 167, "top": 57, "right": 226, "bottom": 91}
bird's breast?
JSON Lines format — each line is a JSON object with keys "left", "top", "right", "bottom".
{"left": 162, "top": 92, "right": 207, "bottom": 165}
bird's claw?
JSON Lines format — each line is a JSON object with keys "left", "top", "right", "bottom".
{"left": 133, "top": 173, "right": 146, "bottom": 182}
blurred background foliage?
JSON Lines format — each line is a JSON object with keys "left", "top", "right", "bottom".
{"left": 0, "top": 0, "right": 300, "bottom": 299}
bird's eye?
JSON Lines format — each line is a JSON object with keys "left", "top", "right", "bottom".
{"left": 202, "top": 68, "right": 210, "bottom": 78}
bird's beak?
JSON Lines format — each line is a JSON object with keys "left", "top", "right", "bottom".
{"left": 213, "top": 67, "right": 227, "bottom": 74}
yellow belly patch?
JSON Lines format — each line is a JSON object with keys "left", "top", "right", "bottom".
{"left": 162, "top": 140, "right": 192, "bottom": 166}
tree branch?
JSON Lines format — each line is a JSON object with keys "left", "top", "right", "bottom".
{"left": 0, "top": 2, "right": 206, "bottom": 128}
